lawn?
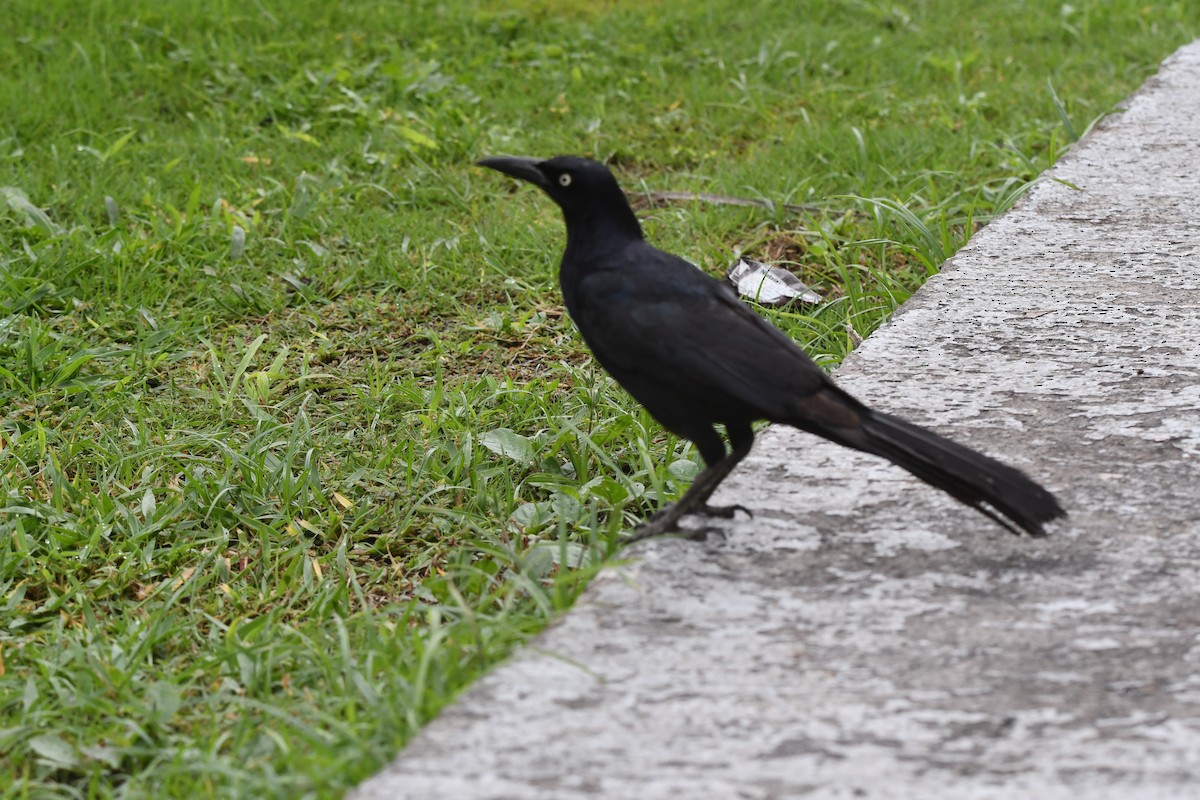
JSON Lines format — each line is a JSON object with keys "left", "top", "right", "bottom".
{"left": 2, "top": 0, "right": 1197, "bottom": 796}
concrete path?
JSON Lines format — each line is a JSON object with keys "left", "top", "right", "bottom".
{"left": 354, "top": 41, "right": 1200, "bottom": 799}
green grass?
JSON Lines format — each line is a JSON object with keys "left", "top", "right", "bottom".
{"left": 1, "top": 0, "right": 1196, "bottom": 796}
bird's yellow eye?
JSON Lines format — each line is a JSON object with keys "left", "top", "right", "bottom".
{"left": 558, "top": 173, "right": 572, "bottom": 187}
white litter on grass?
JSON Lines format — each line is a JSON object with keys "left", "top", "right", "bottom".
{"left": 726, "top": 257, "right": 822, "bottom": 306}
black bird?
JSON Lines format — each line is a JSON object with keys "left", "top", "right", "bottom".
{"left": 478, "top": 155, "right": 1066, "bottom": 540}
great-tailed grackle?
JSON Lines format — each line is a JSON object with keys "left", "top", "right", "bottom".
{"left": 478, "top": 155, "right": 1066, "bottom": 540}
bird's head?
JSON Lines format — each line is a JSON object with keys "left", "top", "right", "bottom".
{"left": 476, "top": 155, "right": 643, "bottom": 241}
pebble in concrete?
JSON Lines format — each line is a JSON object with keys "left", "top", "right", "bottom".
{"left": 353, "top": 41, "right": 1200, "bottom": 799}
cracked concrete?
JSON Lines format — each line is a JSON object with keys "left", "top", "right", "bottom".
{"left": 353, "top": 40, "right": 1200, "bottom": 799}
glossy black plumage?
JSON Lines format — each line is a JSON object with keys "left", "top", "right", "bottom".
{"left": 478, "top": 155, "right": 1066, "bottom": 539}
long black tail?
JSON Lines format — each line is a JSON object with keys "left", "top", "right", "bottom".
{"left": 850, "top": 409, "right": 1066, "bottom": 536}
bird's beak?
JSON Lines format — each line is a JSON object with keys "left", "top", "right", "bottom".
{"left": 476, "top": 156, "right": 549, "bottom": 189}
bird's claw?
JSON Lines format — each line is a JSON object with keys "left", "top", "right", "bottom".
{"left": 700, "top": 503, "right": 753, "bottom": 519}
{"left": 645, "top": 504, "right": 675, "bottom": 523}
{"left": 626, "top": 501, "right": 753, "bottom": 544}
{"left": 628, "top": 515, "right": 675, "bottom": 542}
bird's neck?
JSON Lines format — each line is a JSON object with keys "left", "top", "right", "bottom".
{"left": 562, "top": 197, "right": 644, "bottom": 254}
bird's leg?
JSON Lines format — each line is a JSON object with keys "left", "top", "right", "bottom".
{"left": 629, "top": 447, "right": 749, "bottom": 541}
{"left": 689, "top": 445, "right": 754, "bottom": 520}
{"left": 694, "top": 420, "right": 755, "bottom": 520}
{"left": 629, "top": 427, "right": 754, "bottom": 542}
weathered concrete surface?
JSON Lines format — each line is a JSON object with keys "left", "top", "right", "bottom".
{"left": 354, "top": 41, "right": 1200, "bottom": 799}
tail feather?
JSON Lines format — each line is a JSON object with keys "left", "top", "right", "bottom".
{"left": 851, "top": 410, "right": 1066, "bottom": 536}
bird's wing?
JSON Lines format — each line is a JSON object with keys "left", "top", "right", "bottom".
{"left": 571, "top": 253, "right": 852, "bottom": 425}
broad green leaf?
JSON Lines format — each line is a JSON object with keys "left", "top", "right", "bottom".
{"left": 479, "top": 428, "right": 535, "bottom": 465}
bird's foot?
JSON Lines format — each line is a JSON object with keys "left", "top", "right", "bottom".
{"left": 627, "top": 510, "right": 680, "bottom": 543}
{"left": 626, "top": 502, "right": 752, "bottom": 543}
{"left": 699, "top": 503, "right": 753, "bottom": 520}
{"left": 644, "top": 504, "right": 675, "bottom": 523}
